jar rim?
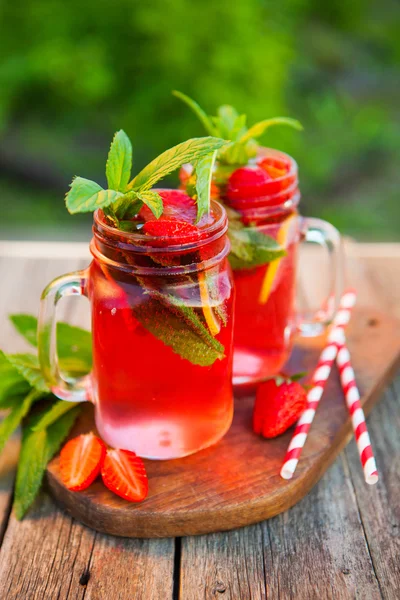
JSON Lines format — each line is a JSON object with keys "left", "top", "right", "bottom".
{"left": 93, "top": 196, "right": 227, "bottom": 251}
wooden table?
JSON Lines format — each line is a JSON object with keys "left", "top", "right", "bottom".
{"left": 0, "top": 241, "right": 399, "bottom": 599}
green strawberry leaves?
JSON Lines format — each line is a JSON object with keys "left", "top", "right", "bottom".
{"left": 128, "top": 137, "right": 227, "bottom": 192}
{"left": 66, "top": 178, "right": 124, "bottom": 214}
{"left": 106, "top": 129, "right": 132, "bottom": 192}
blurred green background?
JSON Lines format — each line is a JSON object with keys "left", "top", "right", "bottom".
{"left": 1, "top": 0, "right": 399, "bottom": 241}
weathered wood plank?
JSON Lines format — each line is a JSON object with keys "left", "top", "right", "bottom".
{"left": 0, "top": 493, "right": 175, "bottom": 600}
{"left": 83, "top": 535, "right": 175, "bottom": 600}
{"left": 345, "top": 378, "right": 400, "bottom": 599}
{"left": 180, "top": 454, "right": 382, "bottom": 599}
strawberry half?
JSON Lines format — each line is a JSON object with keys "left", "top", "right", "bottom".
{"left": 226, "top": 165, "right": 272, "bottom": 202}
{"left": 101, "top": 448, "right": 149, "bottom": 502}
{"left": 142, "top": 218, "right": 204, "bottom": 246}
{"left": 60, "top": 432, "right": 106, "bottom": 491}
{"left": 253, "top": 379, "right": 307, "bottom": 438}
{"left": 139, "top": 189, "right": 197, "bottom": 224}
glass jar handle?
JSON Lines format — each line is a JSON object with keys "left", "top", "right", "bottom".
{"left": 38, "top": 269, "right": 91, "bottom": 402}
{"left": 297, "top": 216, "right": 343, "bottom": 336}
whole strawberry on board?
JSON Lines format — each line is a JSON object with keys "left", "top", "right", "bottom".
{"left": 253, "top": 374, "right": 307, "bottom": 439}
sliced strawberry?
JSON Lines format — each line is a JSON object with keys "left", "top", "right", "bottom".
{"left": 60, "top": 432, "right": 106, "bottom": 491}
{"left": 139, "top": 189, "right": 197, "bottom": 224}
{"left": 253, "top": 379, "right": 307, "bottom": 438}
{"left": 142, "top": 218, "right": 204, "bottom": 246}
{"left": 226, "top": 166, "right": 272, "bottom": 202}
{"left": 101, "top": 448, "right": 148, "bottom": 502}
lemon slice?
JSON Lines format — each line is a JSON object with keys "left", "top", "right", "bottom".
{"left": 198, "top": 272, "right": 221, "bottom": 336}
{"left": 258, "top": 214, "right": 295, "bottom": 304}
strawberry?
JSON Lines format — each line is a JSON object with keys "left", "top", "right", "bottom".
{"left": 253, "top": 378, "right": 307, "bottom": 438}
{"left": 226, "top": 166, "right": 272, "bottom": 202}
{"left": 142, "top": 218, "right": 204, "bottom": 246}
{"left": 139, "top": 189, "right": 197, "bottom": 224}
{"left": 101, "top": 448, "right": 149, "bottom": 502}
{"left": 60, "top": 432, "right": 106, "bottom": 491}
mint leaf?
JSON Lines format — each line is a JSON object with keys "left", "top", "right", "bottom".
{"left": 9, "top": 314, "right": 37, "bottom": 346}
{"left": 228, "top": 226, "right": 286, "bottom": 270}
{"left": 6, "top": 354, "right": 48, "bottom": 392}
{"left": 129, "top": 137, "right": 227, "bottom": 192}
{"left": 136, "top": 190, "right": 163, "bottom": 219}
{"left": 106, "top": 129, "right": 132, "bottom": 192}
{"left": 172, "top": 91, "right": 217, "bottom": 136}
{"left": 216, "top": 105, "right": 239, "bottom": 138}
{"left": 194, "top": 150, "right": 218, "bottom": 222}
{"left": 13, "top": 405, "right": 80, "bottom": 519}
{"left": 218, "top": 141, "right": 253, "bottom": 166}
{"left": 32, "top": 400, "right": 80, "bottom": 432}
{"left": 0, "top": 389, "right": 41, "bottom": 455}
{"left": 0, "top": 351, "right": 30, "bottom": 407}
{"left": 239, "top": 117, "right": 303, "bottom": 144}
{"left": 66, "top": 177, "right": 123, "bottom": 214}
{"left": 133, "top": 288, "right": 225, "bottom": 367}
{"left": 10, "top": 315, "right": 92, "bottom": 376}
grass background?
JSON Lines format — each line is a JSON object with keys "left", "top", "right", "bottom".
{"left": 0, "top": 0, "right": 399, "bottom": 241}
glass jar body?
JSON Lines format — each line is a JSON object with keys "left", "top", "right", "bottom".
{"left": 88, "top": 254, "right": 234, "bottom": 459}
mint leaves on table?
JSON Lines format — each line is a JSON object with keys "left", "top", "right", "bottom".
{"left": 173, "top": 90, "right": 302, "bottom": 169}
{"left": 65, "top": 131, "right": 228, "bottom": 224}
{"left": 0, "top": 315, "right": 92, "bottom": 518}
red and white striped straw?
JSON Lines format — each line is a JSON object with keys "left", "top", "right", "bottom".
{"left": 336, "top": 334, "right": 378, "bottom": 485}
{"left": 280, "top": 290, "right": 357, "bottom": 480}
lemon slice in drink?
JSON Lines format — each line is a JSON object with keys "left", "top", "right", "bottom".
{"left": 198, "top": 272, "right": 221, "bottom": 336}
{"left": 259, "top": 214, "right": 295, "bottom": 304}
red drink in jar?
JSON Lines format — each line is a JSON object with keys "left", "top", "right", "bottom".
{"left": 39, "top": 198, "right": 235, "bottom": 459}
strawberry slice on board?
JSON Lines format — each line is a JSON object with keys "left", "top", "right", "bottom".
{"left": 101, "top": 449, "right": 149, "bottom": 502}
{"left": 60, "top": 432, "right": 106, "bottom": 491}
{"left": 253, "top": 378, "right": 307, "bottom": 439}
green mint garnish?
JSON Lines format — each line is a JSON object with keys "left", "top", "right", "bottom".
{"left": 173, "top": 90, "right": 302, "bottom": 167}
{"left": 223, "top": 206, "right": 286, "bottom": 270}
{"left": 65, "top": 132, "right": 228, "bottom": 224}
{"left": 106, "top": 129, "right": 133, "bottom": 192}
{"left": 133, "top": 287, "right": 225, "bottom": 367}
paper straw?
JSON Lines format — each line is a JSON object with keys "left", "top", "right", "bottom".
{"left": 280, "top": 290, "right": 357, "bottom": 480}
{"left": 336, "top": 336, "right": 378, "bottom": 485}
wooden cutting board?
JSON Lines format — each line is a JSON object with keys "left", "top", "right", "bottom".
{"left": 46, "top": 304, "right": 400, "bottom": 538}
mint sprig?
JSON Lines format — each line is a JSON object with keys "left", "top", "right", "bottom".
{"left": 0, "top": 315, "right": 91, "bottom": 518}
{"left": 65, "top": 131, "right": 228, "bottom": 224}
{"left": 173, "top": 90, "right": 302, "bottom": 167}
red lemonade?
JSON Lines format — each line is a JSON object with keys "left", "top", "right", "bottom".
{"left": 87, "top": 200, "right": 234, "bottom": 459}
